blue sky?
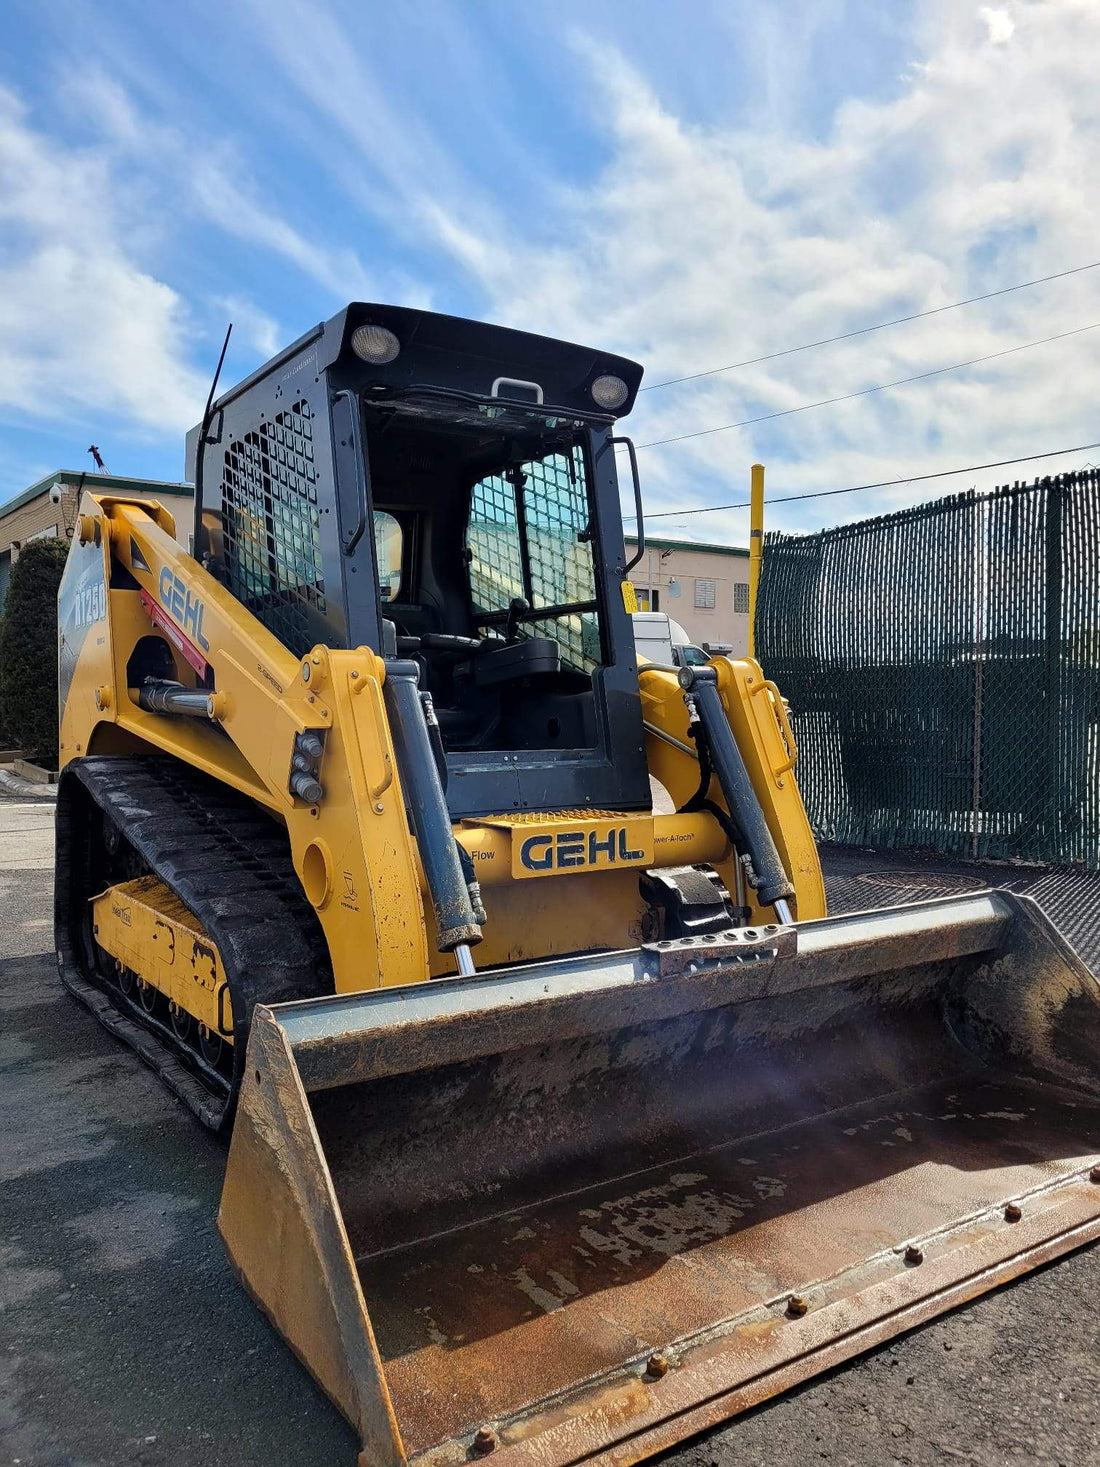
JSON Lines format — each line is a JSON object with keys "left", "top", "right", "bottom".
{"left": 2, "top": 0, "right": 1098, "bottom": 541}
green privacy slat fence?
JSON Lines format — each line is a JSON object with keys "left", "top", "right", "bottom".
{"left": 757, "top": 471, "right": 1100, "bottom": 867}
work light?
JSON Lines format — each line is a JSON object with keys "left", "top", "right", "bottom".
{"left": 351, "top": 324, "right": 401, "bottom": 364}
{"left": 590, "top": 373, "right": 629, "bottom": 409}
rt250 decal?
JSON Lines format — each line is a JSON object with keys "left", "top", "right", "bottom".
{"left": 159, "top": 568, "right": 210, "bottom": 651}
{"left": 72, "top": 578, "right": 107, "bottom": 629}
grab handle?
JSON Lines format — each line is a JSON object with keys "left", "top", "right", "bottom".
{"left": 331, "top": 389, "right": 368, "bottom": 555}
{"left": 751, "top": 678, "right": 798, "bottom": 776}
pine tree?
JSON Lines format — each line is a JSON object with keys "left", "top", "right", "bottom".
{"left": 0, "top": 538, "right": 69, "bottom": 766}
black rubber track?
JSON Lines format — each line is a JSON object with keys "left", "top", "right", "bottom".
{"left": 55, "top": 756, "right": 332, "bottom": 1131}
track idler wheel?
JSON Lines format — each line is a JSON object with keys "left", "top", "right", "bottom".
{"left": 169, "top": 1001, "right": 192, "bottom": 1041}
{"left": 198, "top": 1024, "right": 224, "bottom": 1067}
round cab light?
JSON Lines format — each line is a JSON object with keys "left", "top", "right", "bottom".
{"left": 591, "top": 373, "right": 629, "bottom": 410}
{"left": 351, "top": 324, "right": 401, "bottom": 365}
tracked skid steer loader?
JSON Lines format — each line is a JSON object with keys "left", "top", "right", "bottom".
{"left": 56, "top": 305, "right": 1100, "bottom": 1466}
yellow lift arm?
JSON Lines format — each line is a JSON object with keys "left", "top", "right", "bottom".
{"left": 61, "top": 492, "right": 824, "bottom": 995}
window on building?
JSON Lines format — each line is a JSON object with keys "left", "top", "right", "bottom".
{"left": 694, "top": 577, "right": 716, "bottom": 609}
{"left": 634, "top": 586, "right": 659, "bottom": 612}
{"left": 733, "top": 581, "right": 749, "bottom": 615}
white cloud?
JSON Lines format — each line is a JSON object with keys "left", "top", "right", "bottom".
{"left": 400, "top": 0, "right": 1100, "bottom": 537}
{"left": 189, "top": 159, "right": 375, "bottom": 302}
{"left": 4, "top": 0, "right": 1098, "bottom": 538}
{"left": 0, "top": 87, "right": 206, "bottom": 435}
{"left": 980, "top": 7, "right": 1016, "bottom": 45}
{"left": 0, "top": 67, "right": 392, "bottom": 459}
{"left": 212, "top": 297, "right": 282, "bottom": 362}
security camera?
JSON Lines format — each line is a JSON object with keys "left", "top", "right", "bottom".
{"left": 48, "top": 482, "right": 63, "bottom": 505}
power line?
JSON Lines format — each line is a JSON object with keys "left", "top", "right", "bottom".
{"left": 640, "top": 260, "right": 1100, "bottom": 392}
{"left": 633, "top": 321, "right": 1100, "bottom": 450}
{"left": 624, "top": 440, "right": 1100, "bottom": 521}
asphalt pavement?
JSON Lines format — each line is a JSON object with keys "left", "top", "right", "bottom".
{"left": 2, "top": 794, "right": 1099, "bottom": 1466}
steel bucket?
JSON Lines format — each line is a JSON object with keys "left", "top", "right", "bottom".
{"left": 219, "top": 891, "right": 1100, "bottom": 1467}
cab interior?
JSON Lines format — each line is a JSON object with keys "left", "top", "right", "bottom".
{"left": 364, "top": 394, "right": 610, "bottom": 756}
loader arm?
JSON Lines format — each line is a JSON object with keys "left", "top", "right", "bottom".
{"left": 60, "top": 491, "right": 431, "bottom": 992}
{"left": 639, "top": 660, "right": 826, "bottom": 922}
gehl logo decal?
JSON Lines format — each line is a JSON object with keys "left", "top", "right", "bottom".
{"left": 519, "top": 828, "right": 646, "bottom": 872}
{"left": 160, "top": 567, "right": 210, "bottom": 651}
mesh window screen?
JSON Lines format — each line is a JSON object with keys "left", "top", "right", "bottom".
{"left": 220, "top": 400, "right": 326, "bottom": 656}
{"left": 467, "top": 472, "right": 524, "bottom": 613}
{"left": 524, "top": 452, "right": 594, "bottom": 609}
{"left": 468, "top": 448, "right": 599, "bottom": 670}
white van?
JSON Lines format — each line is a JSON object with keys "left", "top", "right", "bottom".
{"left": 632, "top": 612, "right": 710, "bottom": 669}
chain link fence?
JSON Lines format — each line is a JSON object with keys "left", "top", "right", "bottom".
{"left": 757, "top": 470, "right": 1100, "bottom": 867}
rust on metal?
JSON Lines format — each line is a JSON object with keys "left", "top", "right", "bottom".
{"left": 218, "top": 892, "right": 1100, "bottom": 1467}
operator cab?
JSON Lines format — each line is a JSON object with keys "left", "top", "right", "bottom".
{"left": 369, "top": 397, "right": 605, "bottom": 755}
{"left": 189, "top": 304, "right": 652, "bottom": 819}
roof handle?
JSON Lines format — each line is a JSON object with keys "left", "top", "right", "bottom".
{"left": 490, "top": 377, "right": 544, "bottom": 405}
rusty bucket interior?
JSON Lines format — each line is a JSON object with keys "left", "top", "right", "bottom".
{"left": 219, "top": 892, "right": 1100, "bottom": 1467}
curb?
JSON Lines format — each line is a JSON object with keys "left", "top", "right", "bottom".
{"left": 0, "top": 767, "right": 58, "bottom": 800}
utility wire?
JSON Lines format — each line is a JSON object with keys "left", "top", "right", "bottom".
{"left": 625, "top": 440, "right": 1100, "bottom": 521}
{"left": 633, "top": 321, "right": 1100, "bottom": 450}
{"left": 640, "top": 260, "right": 1100, "bottom": 391}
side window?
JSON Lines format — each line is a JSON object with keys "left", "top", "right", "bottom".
{"left": 733, "top": 582, "right": 749, "bottom": 615}
{"left": 523, "top": 452, "right": 595, "bottom": 613}
{"left": 467, "top": 448, "right": 599, "bottom": 670}
{"left": 372, "top": 511, "right": 402, "bottom": 603}
{"left": 467, "top": 474, "right": 524, "bottom": 613}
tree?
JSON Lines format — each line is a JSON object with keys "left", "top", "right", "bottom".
{"left": 0, "top": 538, "right": 69, "bottom": 766}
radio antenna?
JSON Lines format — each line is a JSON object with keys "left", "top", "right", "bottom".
{"left": 192, "top": 323, "right": 232, "bottom": 557}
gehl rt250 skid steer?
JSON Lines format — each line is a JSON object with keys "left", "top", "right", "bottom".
{"left": 55, "top": 304, "right": 1100, "bottom": 1467}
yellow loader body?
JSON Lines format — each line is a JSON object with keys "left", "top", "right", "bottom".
{"left": 53, "top": 303, "right": 1100, "bottom": 1466}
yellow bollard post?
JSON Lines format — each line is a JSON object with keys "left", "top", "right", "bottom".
{"left": 748, "top": 462, "right": 764, "bottom": 659}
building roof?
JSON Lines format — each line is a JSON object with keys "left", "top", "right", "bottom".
{"left": 625, "top": 532, "right": 748, "bottom": 558}
{"left": 0, "top": 469, "right": 193, "bottom": 520}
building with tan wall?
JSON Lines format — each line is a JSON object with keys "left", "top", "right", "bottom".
{"left": 626, "top": 534, "right": 750, "bottom": 654}
{"left": 0, "top": 470, "right": 193, "bottom": 610}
